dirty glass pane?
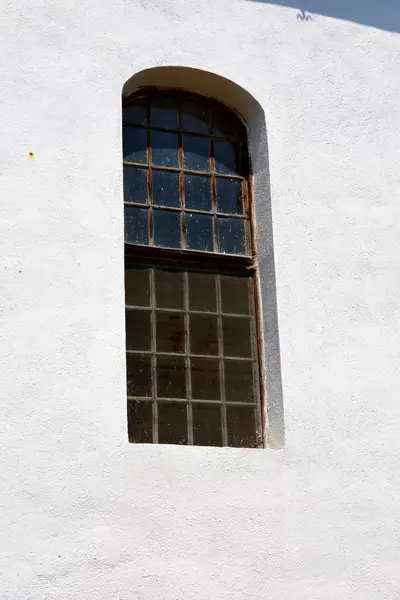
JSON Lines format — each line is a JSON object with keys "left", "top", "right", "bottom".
{"left": 124, "top": 206, "right": 148, "bottom": 245}
{"left": 153, "top": 209, "right": 181, "bottom": 249}
{"left": 125, "top": 268, "right": 150, "bottom": 307}
{"left": 123, "top": 166, "right": 148, "bottom": 204}
{"left": 218, "top": 217, "right": 245, "bottom": 255}
{"left": 157, "top": 357, "right": 186, "bottom": 398}
{"left": 222, "top": 316, "right": 252, "bottom": 358}
{"left": 158, "top": 402, "right": 188, "bottom": 444}
{"left": 214, "top": 140, "right": 240, "bottom": 175}
{"left": 227, "top": 406, "right": 257, "bottom": 447}
{"left": 152, "top": 170, "right": 180, "bottom": 208}
{"left": 212, "top": 109, "right": 245, "bottom": 138}
{"left": 182, "top": 100, "right": 210, "bottom": 134}
{"left": 127, "top": 401, "right": 153, "bottom": 443}
{"left": 155, "top": 270, "right": 184, "bottom": 310}
{"left": 183, "top": 135, "right": 210, "bottom": 172}
{"left": 156, "top": 312, "right": 185, "bottom": 353}
{"left": 193, "top": 404, "right": 222, "bottom": 447}
{"left": 191, "top": 358, "right": 220, "bottom": 400}
{"left": 123, "top": 126, "right": 147, "bottom": 164}
{"left": 220, "top": 275, "right": 250, "bottom": 315}
{"left": 123, "top": 102, "right": 147, "bottom": 126}
{"left": 185, "top": 174, "right": 212, "bottom": 211}
{"left": 126, "top": 309, "right": 151, "bottom": 351}
{"left": 150, "top": 97, "right": 179, "bottom": 130}
{"left": 186, "top": 213, "right": 214, "bottom": 252}
{"left": 126, "top": 354, "right": 152, "bottom": 397}
{"left": 225, "top": 360, "right": 254, "bottom": 403}
{"left": 151, "top": 131, "right": 179, "bottom": 168}
{"left": 188, "top": 272, "right": 217, "bottom": 312}
{"left": 190, "top": 314, "right": 218, "bottom": 356}
{"left": 216, "top": 177, "right": 243, "bottom": 214}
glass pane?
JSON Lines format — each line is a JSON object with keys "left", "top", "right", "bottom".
{"left": 156, "top": 312, "right": 185, "bottom": 353}
{"left": 183, "top": 135, "right": 210, "bottom": 172}
{"left": 216, "top": 178, "right": 243, "bottom": 214}
{"left": 152, "top": 170, "right": 180, "bottom": 208}
{"left": 126, "top": 309, "right": 151, "bottom": 351}
{"left": 151, "top": 131, "right": 179, "bottom": 167}
{"left": 227, "top": 406, "right": 257, "bottom": 447}
{"left": 220, "top": 275, "right": 250, "bottom": 314}
{"left": 126, "top": 354, "right": 152, "bottom": 397}
{"left": 185, "top": 174, "right": 212, "bottom": 211}
{"left": 225, "top": 360, "right": 254, "bottom": 403}
{"left": 157, "top": 357, "right": 186, "bottom": 398}
{"left": 127, "top": 401, "right": 153, "bottom": 443}
{"left": 222, "top": 316, "right": 252, "bottom": 358}
{"left": 186, "top": 213, "right": 214, "bottom": 252}
{"left": 125, "top": 268, "right": 150, "bottom": 307}
{"left": 158, "top": 402, "right": 188, "bottom": 444}
{"left": 188, "top": 272, "right": 216, "bottom": 312}
{"left": 123, "top": 102, "right": 147, "bottom": 126}
{"left": 153, "top": 209, "right": 181, "bottom": 249}
{"left": 123, "top": 126, "right": 147, "bottom": 164}
{"left": 182, "top": 100, "right": 210, "bottom": 134}
{"left": 193, "top": 404, "right": 222, "bottom": 447}
{"left": 190, "top": 314, "right": 218, "bottom": 356}
{"left": 155, "top": 270, "right": 184, "bottom": 310}
{"left": 124, "top": 166, "right": 148, "bottom": 204}
{"left": 214, "top": 140, "right": 240, "bottom": 175}
{"left": 212, "top": 109, "right": 246, "bottom": 138}
{"left": 124, "top": 206, "right": 148, "bottom": 245}
{"left": 218, "top": 217, "right": 246, "bottom": 255}
{"left": 151, "top": 97, "right": 178, "bottom": 130}
{"left": 191, "top": 358, "right": 220, "bottom": 400}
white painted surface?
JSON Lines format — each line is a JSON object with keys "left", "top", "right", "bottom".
{"left": 1, "top": 1, "right": 400, "bottom": 598}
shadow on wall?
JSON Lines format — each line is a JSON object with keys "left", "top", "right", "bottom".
{"left": 247, "top": 0, "right": 400, "bottom": 33}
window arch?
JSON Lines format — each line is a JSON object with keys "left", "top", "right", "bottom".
{"left": 123, "top": 89, "right": 264, "bottom": 447}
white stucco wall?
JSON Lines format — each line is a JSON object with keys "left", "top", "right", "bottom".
{"left": 1, "top": 1, "right": 400, "bottom": 598}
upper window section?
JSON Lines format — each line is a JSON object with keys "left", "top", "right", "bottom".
{"left": 123, "top": 92, "right": 250, "bottom": 256}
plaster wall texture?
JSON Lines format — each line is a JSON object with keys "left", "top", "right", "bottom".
{"left": 1, "top": 1, "right": 400, "bottom": 599}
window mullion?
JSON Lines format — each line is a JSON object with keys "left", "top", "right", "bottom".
{"left": 216, "top": 274, "right": 228, "bottom": 446}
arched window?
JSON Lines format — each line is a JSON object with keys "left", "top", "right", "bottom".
{"left": 123, "top": 89, "right": 264, "bottom": 447}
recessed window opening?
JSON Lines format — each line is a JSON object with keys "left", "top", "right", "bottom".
{"left": 123, "top": 89, "right": 264, "bottom": 447}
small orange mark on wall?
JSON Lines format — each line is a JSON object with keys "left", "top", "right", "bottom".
{"left": 28, "top": 152, "right": 34, "bottom": 163}
{"left": 58, "top": 555, "right": 62, "bottom": 558}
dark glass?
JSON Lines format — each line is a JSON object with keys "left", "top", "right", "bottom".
{"left": 127, "top": 401, "right": 153, "bottom": 443}
{"left": 123, "top": 166, "right": 148, "bottom": 204}
{"left": 193, "top": 404, "right": 222, "bottom": 447}
{"left": 126, "top": 309, "right": 151, "bottom": 351}
{"left": 153, "top": 210, "right": 181, "bottom": 249}
{"left": 152, "top": 170, "right": 180, "bottom": 208}
{"left": 185, "top": 175, "right": 212, "bottom": 211}
{"left": 126, "top": 354, "right": 152, "bottom": 397}
{"left": 190, "top": 314, "right": 218, "bottom": 355}
{"left": 123, "top": 126, "right": 147, "bottom": 164}
{"left": 125, "top": 268, "right": 150, "bottom": 307}
{"left": 218, "top": 217, "right": 246, "bottom": 255}
{"left": 123, "top": 102, "right": 147, "bottom": 126}
{"left": 191, "top": 358, "right": 220, "bottom": 400}
{"left": 158, "top": 402, "right": 188, "bottom": 444}
{"left": 227, "top": 406, "right": 257, "bottom": 447}
{"left": 186, "top": 213, "right": 214, "bottom": 252}
{"left": 156, "top": 312, "right": 185, "bottom": 353}
{"left": 216, "top": 178, "right": 243, "bottom": 214}
{"left": 222, "top": 316, "right": 252, "bottom": 358}
{"left": 214, "top": 140, "right": 240, "bottom": 175}
{"left": 225, "top": 360, "right": 254, "bottom": 403}
{"left": 157, "top": 357, "right": 186, "bottom": 399}
{"left": 124, "top": 206, "right": 148, "bottom": 245}
{"left": 183, "top": 135, "right": 210, "bottom": 172}
{"left": 151, "top": 131, "right": 179, "bottom": 168}
{"left": 155, "top": 270, "right": 184, "bottom": 309}
{"left": 220, "top": 275, "right": 250, "bottom": 314}
{"left": 188, "top": 272, "right": 217, "bottom": 312}
{"left": 150, "top": 97, "right": 179, "bottom": 130}
{"left": 182, "top": 100, "right": 210, "bottom": 134}
{"left": 212, "top": 109, "right": 246, "bottom": 138}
